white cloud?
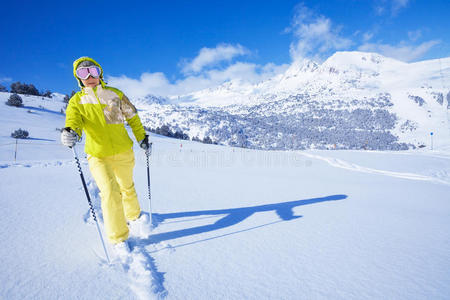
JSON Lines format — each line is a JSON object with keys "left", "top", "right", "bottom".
{"left": 408, "top": 30, "right": 422, "bottom": 42}
{"left": 375, "top": 0, "right": 410, "bottom": 16}
{"left": 206, "top": 62, "right": 288, "bottom": 84}
{"left": 0, "top": 77, "right": 12, "bottom": 83}
{"left": 392, "top": 0, "right": 410, "bottom": 13}
{"left": 358, "top": 40, "right": 441, "bottom": 62}
{"left": 106, "top": 72, "right": 172, "bottom": 99}
{"left": 363, "top": 32, "right": 374, "bottom": 42}
{"left": 107, "top": 61, "right": 288, "bottom": 100}
{"left": 285, "top": 3, "right": 436, "bottom": 63}
{"left": 374, "top": 5, "right": 385, "bottom": 15}
{"left": 286, "top": 3, "right": 352, "bottom": 61}
{"left": 181, "top": 43, "right": 249, "bottom": 74}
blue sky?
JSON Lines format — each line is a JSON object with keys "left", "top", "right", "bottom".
{"left": 0, "top": 0, "right": 449, "bottom": 97}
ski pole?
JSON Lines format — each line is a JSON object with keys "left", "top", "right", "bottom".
{"left": 146, "top": 143, "right": 153, "bottom": 227}
{"left": 71, "top": 146, "right": 110, "bottom": 264}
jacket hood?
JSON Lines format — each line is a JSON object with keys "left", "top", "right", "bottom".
{"left": 73, "top": 56, "right": 105, "bottom": 88}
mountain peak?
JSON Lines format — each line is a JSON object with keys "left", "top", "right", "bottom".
{"left": 323, "top": 51, "right": 406, "bottom": 70}
{"left": 284, "top": 59, "right": 319, "bottom": 77}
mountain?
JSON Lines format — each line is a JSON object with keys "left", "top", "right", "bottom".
{"left": 134, "top": 94, "right": 169, "bottom": 106}
{"left": 136, "top": 51, "right": 450, "bottom": 150}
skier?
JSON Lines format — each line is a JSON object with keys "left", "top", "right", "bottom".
{"left": 61, "top": 56, "right": 150, "bottom": 255}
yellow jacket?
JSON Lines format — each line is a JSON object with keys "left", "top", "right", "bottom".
{"left": 65, "top": 57, "right": 146, "bottom": 157}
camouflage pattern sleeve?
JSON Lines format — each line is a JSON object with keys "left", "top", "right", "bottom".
{"left": 121, "top": 94, "right": 146, "bottom": 142}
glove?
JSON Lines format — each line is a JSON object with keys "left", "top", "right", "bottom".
{"left": 139, "top": 135, "right": 151, "bottom": 151}
{"left": 61, "top": 127, "right": 80, "bottom": 147}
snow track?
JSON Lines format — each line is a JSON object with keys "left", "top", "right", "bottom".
{"left": 83, "top": 178, "right": 168, "bottom": 299}
{"left": 298, "top": 151, "right": 450, "bottom": 186}
{"left": 0, "top": 160, "right": 73, "bottom": 169}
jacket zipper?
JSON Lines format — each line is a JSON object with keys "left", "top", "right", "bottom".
{"left": 93, "top": 87, "right": 116, "bottom": 156}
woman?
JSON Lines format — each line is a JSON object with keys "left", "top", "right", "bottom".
{"left": 61, "top": 56, "right": 150, "bottom": 254}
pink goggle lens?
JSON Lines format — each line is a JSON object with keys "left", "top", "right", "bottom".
{"left": 88, "top": 66, "right": 101, "bottom": 77}
{"left": 76, "top": 66, "right": 101, "bottom": 79}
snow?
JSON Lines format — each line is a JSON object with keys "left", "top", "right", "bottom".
{"left": 1, "top": 91, "right": 450, "bottom": 299}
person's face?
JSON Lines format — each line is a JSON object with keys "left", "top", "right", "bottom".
{"left": 81, "top": 76, "right": 100, "bottom": 88}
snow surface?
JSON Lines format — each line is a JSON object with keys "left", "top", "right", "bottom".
{"left": 1, "top": 92, "right": 450, "bottom": 299}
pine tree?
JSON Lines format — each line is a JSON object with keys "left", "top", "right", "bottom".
{"left": 6, "top": 94, "right": 23, "bottom": 107}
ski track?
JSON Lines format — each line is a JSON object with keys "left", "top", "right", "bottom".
{"left": 0, "top": 159, "right": 74, "bottom": 169}
{"left": 84, "top": 178, "right": 168, "bottom": 299}
{"left": 2, "top": 152, "right": 449, "bottom": 186}
{"left": 298, "top": 152, "right": 450, "bottom": 186}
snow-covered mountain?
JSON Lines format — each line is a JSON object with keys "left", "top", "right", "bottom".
{"left": 134, "top": 94, "right": 169, "bottom": 106}
{"left": 137, "top": 51, "right": 450, "bottom": 150}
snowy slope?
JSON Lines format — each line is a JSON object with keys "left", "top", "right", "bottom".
{"left": 1, "top": 92, "right": 450, "bottom": 299}
{"left": 0, "top": 92, "right": 69, "bottom": 161}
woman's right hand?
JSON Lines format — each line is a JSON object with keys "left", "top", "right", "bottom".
{"left": 61, "top": 127, "right": 80, "bottom": 147}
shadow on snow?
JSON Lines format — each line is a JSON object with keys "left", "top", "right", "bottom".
{"left": 120, "top": 194, "right": 346, "bottom": 298}
{"left": 134, "top": 194, "right": 347, "bottom": 249}
{"left": 21, "top": 105, "right": 64, "bottom": 116}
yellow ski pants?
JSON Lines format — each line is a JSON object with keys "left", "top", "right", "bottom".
{"left": 88, "top": 148, "right": 141, "bottom": 244}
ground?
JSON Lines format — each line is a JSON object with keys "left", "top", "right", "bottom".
{"left": 1, "top": 135, "right": 449, "bottom": 299}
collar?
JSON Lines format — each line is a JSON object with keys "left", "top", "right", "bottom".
{"left": 82, "top": 84, "right": 103, "bottom": 94}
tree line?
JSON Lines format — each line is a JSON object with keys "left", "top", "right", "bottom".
{"left": 145, "top": 125, "right": 217, "bottom": 145}
{"left": 0, "top": 82, "right": 53, "bottom": 98}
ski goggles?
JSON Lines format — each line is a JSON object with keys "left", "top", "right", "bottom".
{"left": 76, "top": 66, "right": 101, "bottom": 80}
